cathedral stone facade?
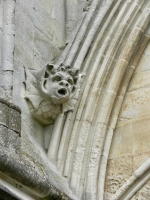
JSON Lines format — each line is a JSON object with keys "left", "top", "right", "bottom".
{"left": 0, "top": 0, "right": 150, "bottom": 199}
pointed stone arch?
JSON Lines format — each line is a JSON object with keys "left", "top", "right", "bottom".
{"left": 47, "top": 0, "right": 150, "bottom": 199}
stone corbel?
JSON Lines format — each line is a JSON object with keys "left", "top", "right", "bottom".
{"left": 24, "top": 64, "right": 82, "bottom": 125}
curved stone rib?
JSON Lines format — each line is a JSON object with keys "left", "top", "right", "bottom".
{"left": 69, "top": 1, "right": 142, "bottom": 198}
{"left": 62, "top": 0, "right": 117, "bottom": 180}
{"left": 64, "top": 0, "right": 101, "bottom": 66}
{"left": 47, "top": 0, "right": 150, "bottom": 199}
{"left": 64, "top": 1, "right": 122, "bottom": 193}
{"left": 98, "top": 33, "right": 150, "bottom": 200}
{"left": 112, "top": 158, "right": 150, "bottom": 200}
{"left": 60, "top": 0, "right": 119, "bottom": 179}
{"left": 95, "top": 4, "right": 150, "bottom": 199}
{"left": 73, "top": 0, "right": 115, "bottom": 70}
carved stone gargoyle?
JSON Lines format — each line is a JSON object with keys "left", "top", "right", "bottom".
{"left": 24, "top": 64, "right": 82, "bottom": 125}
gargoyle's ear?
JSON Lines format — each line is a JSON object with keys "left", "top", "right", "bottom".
{"left": 43, "top": 64, "right": 55, "bottom": 78}
{"left": 59, "top": 63, "right": 68, "bottom": 71}
{"left": 46, "top": 64, "right": 54, "bottom": 73}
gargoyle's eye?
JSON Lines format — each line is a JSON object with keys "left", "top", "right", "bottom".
{"left": 68, "top": 78, "right": 74, "bottom": 85}
{"left": 53, "top": 76, "right": 61, "bottom": 82}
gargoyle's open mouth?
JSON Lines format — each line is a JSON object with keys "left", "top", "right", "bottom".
{"left": 57, "top": 88, "right": 67, "bottom": 96}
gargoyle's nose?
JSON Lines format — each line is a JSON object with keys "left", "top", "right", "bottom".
{"left": 59, "top": 80, "right": 69, "bottom": 87}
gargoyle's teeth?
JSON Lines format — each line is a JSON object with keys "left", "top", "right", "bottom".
{"left": 57, "top": 88, "right": 67, "bottom": 96}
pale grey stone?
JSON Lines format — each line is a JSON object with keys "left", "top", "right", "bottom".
{"left": 34, "top": 28, "right": 59, "bottom": 62}
{"left": 24, "top": 63, "right": 80, "bottom": 125}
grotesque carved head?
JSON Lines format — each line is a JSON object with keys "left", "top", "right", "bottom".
{"left": 39, "top": 64, "right": 79, "bottom": 104}
{"left": 24, "top": 63, "right": 81, "bottom": 125}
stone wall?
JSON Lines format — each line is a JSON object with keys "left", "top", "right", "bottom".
{"left": 106, "top": 36, "right": 150, "bottom": 199}
{"left": 0, "top": 0, "right": 150, "bottom": 199}
{"left": 0, "top": 0, "right": 86, "bottom": 199}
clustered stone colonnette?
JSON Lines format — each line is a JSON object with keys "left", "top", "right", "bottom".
{"left": 0, "top": 0, "right": 150, "bottom": 199}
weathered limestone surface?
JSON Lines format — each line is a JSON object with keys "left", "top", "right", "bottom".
{"left": 0, "top": 0, "right": 85, "bottom": 199}
{"left": 131, "top": 179, "right": 150, "bottom": 200}
{"left": 106, "top": 39, "right": 150, "bottom": 199}
{"left": 0, "top": 0, "right": 150, "bottom": 199}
